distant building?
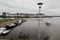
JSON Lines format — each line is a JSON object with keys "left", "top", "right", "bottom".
{"left": 2, "top": 12, "right": 45, "bottom": 18}
{"left": 2, "top": 12, "right": 10, "bottom": 18}
{"left": 2, "top": 12, "right": 6, "bottom": 18}
{"left": 38, "top": 13, "right": 45, "bottom": 17}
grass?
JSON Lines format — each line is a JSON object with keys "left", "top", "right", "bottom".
{"left": 0, "top": 19, "right": 13, "bottom": 23}
{"left": 0, "top": 18, "right": 21, "bottom": 23}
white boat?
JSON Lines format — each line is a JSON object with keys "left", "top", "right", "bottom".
{"left": 15, "top": 20, "right": 22, "bottom": 26}
{"left": 9, "top": 23, "right": 16, "bottom": 27}
{"left": 2, "top": 29, "right": 10, "bottom": 34}
{"left": 0, "top": 28, "right": 11, "bottom": 35}
{"left": 0, "top": 28, "right": 6, "bottom": 35}
{"left": 7, "top": 23, "right": 16, "bottom": 29}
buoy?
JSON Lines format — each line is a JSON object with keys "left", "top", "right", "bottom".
{"left": 45, "top": 22, "right": 50, "bottom": 25}
{"left": 45, "top": 20, "right": 51, "bottom": 26}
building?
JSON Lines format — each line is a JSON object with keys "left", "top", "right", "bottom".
{"left": 2, "top": 12, "right": 45, "bottom": 18}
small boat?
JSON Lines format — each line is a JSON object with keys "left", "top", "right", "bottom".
{"left": 0, "top": 28, "right": 11, "bottom": 36}
{"left": 2, "top": 29, "right": 11, "bottom": 36}
{"left": 45, "top": 20, "right": 51, "bottom": 26}
{"left": 14, "top": 20, "right": 22, "bottom": 26}
{"left": 45, "top": 22, "right": 50, "bottom": 25}
{"left": 6, "top": 23, "right": 16, "bottom": 29}
{"left": 0, "top": 28, "right": 6, "bottom": 35}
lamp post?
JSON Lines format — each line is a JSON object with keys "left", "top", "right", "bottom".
{"left": 37, "top": 2, "right": 43, "bottom": 14}
{"left": 37, "top": 2, "right": 43, "bottom": 40}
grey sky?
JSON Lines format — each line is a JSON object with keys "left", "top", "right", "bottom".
{"left": 0, "top": 0, "right": 60, "bottom": 15}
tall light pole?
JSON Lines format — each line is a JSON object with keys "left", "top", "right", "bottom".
{"left": 37, "top": 2, "right": 43, "bottom": 40}
{"left": 37, "top": 2, "right": 43, "bottom": 14}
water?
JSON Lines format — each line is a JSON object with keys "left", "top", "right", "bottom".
{"left": 41, "top": 17, "right": 60, "bottom": 40}
{"left": 0, "top": 18, "right": 60, "bottom": 40}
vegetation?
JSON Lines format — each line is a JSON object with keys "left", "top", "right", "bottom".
{"left": 44, "top": 36, "right": 49, "bottom": 40}
{"left": 18, "top": 32, "right": 29, "bottom": 39}
{"left": 9, "top": 38, "right": 18, "bottom": 40}
{"left": 0, "top": 18, "right": 20, "bottom": 23}
{"left": 0, "top": 19, "right": 13, "bottom": 23}
{"left": 9, "top": 32, "right": 29, "bottom": 40}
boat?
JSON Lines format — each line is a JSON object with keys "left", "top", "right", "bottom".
{"left": 2, "top": 29, "right": 11, "bottom": 36}
{"left": 0, "top": 28, "right": 11, "bottom": 36}
{"left": 45, "top": 20, "right": 51, "bottom": 26}
{"left": 6, "top": 23, "right": 16, "bottom": 29}
{"left": 0, "top": 28, "right": 6, "bottom": 35}
{"left": 15, "top": 20, "right": 22, "bottom": 26}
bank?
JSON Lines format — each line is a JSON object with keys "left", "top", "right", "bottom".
{"left": 0, "top": 18, "right": 22, "bottom": 28}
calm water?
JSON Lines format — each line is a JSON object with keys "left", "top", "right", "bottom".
{"left": 0, "top": 18, "right": 60, "bottom": 40}
{"left": 40, "top": 17, "right": 60, "bottom": 40}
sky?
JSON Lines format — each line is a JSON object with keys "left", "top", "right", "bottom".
{"left": 0, "top": 0, "right": 60, "bottom": 15}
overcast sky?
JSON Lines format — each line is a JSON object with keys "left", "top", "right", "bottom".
{"left": 0, "top": 0, "right": 60, "bottom": 15}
